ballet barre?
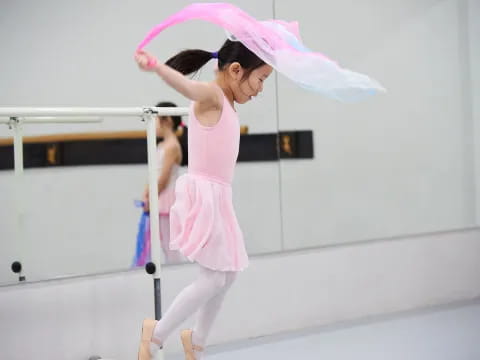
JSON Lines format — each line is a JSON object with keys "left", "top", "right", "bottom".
{"left": 1, "top": 107, "right": 189, "bottom": 359}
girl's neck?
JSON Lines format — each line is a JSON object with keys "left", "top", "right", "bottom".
{"left": 214, "top": 74, "right": 235, "bottom": 109}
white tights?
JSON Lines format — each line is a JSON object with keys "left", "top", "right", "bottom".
{"left": 152, "top": 266, "right": 237, "bottom": 356}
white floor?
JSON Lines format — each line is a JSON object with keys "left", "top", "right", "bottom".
{"left": 170, "top": 301, "right": 480, "bottom": 360}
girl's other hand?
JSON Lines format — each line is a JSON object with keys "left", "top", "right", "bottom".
{"left": 134, "top": 50, "right": 158, "bottom": 71}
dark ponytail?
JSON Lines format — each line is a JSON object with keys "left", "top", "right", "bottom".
{"left": 165, "top": 40, "right": 265, "bottom": 78}
{"left": 166, "top": 49, "right": 214, "bottom": 76}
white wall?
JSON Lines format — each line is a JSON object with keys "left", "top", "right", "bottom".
{"left": 1, "top": 1, "right": 479, "bottom": 359}
{"left": 276, "top": 0, "right": 478, "bottom": 249}
{"left": 469, "top": 0, "right": 480, "bottom": 225}
{"left": 1, "top": 228, "right": 479, "bottom": 360}
{"left": 0, "top": 0, "right": 480, "bottom": 346}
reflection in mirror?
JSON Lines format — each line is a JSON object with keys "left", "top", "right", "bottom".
{"left": 276, "top": 0, "right": 478, "bottom": 251}
{"left": 0, "top": 106, "right": 283, "bottom": 284}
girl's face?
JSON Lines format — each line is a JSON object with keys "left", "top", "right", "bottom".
{"left": 227, "top": 64, "right": 273, "bottom": 104}
{"left": 156, "top": 116, "right": 173, "bottom": 137}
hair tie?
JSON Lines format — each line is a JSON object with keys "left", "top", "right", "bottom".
{"left": 211, "top": 51, "right": 219, "bottom": 59}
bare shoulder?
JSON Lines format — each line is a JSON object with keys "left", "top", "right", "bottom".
{"left": 163, "top": 138, "right": 182, "bottom": 163}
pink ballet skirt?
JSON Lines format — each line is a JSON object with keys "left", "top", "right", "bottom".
{"left": 170, "top": 173, "right": 247, "bottom": 271}
{"left": 169, "top": 96, "right": 248, "bottom": 271}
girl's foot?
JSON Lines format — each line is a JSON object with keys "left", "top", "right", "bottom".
{"left": 137, "top": 319, "right": 160, "bottom": 360}
{"left": 180, "top": 329, "right": 204, "bottom": 360}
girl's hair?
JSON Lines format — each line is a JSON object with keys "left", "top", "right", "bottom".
{"left": 155, "top": 101, "right": 187, "bottom": 164}
{"left": 155, "top": 101, "right": 182, "bottom": 130}
{"left": 165, "top": 39, "right": 265, "bottom": 80}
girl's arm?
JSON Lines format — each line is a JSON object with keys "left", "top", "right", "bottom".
{"left": 142, "top": 143, "right": 180, "bottom": 212}
{"left": 135, "top": 51, "right": 221, "bottom": 106}
{"left": 156, "top": 143, "right": 179, "bottom": 193}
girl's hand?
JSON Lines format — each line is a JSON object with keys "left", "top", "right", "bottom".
{"left": 134, "top": 50, "right": 158, "bottom": 72}
{"left": 142, "top": 187, "right": 150, "bottom": 212}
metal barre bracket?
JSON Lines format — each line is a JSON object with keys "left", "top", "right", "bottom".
{"left": 7, "top": 116, "right": 20, "bottom": 130}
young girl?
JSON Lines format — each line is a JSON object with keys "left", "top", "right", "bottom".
{"left": 135, "top": 38, "right": 272, "bottom": 360}
{"left": 141, "top": 101, "right": 184, "bottom": 265}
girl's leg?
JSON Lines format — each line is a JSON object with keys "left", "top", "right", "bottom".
{"left": 151, "top": 267, "right": 229, "bottom": 345}
{"left": 190, "top": 272, "right": 237, "bottom": 358}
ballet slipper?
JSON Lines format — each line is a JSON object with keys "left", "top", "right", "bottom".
{"left": 181, "top": 329, "right": 204, "bottom": 360}
{"left": 138, "top": 318, "right": 159, "bottom": 360}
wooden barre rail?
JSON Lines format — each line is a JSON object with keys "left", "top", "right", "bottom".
{"left": 0, "top": 126, "right": 250, "bottom": 146}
